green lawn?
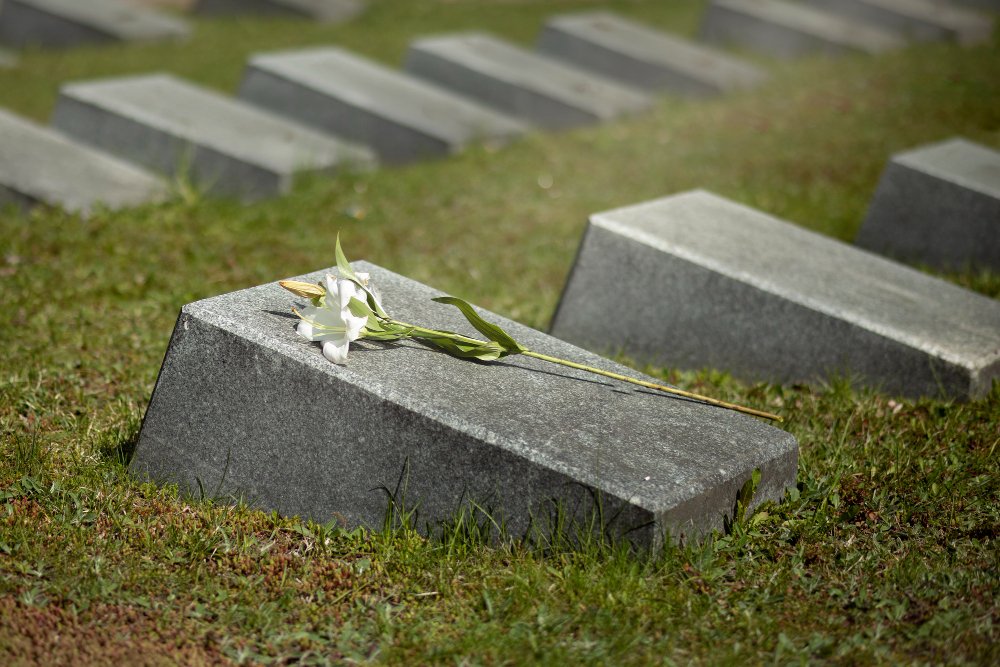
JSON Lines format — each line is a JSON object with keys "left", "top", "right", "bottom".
{"left": 1, "top": 0, "right": 999, "bottom": 664}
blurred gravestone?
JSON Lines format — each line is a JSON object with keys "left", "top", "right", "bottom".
{"left": 856, "top": 137, "right": 1000, "bottom": 272}
{"left": 194, "top": 0, "right": 364, "bottom": 22}
{"left": 130, "top": 262, "right": 798, "bottom": 550}
{"left": 238, "top": 47, "right": 528, "bottom": 164}
{"left": 51, "top": 73, "right": 375, "bottom": 201}
{"left": 804, "top": 0, "right": 993, "bottom": 44}
{"left": 0, "top": 48, "right": 17, "bottom": 68}
{"left": 699, "top": 0, "right": 905, "bottom": 58}
{"left": 0, "top": 107, "right": 167, "bottom": 216}
{"left": 406, "top": 33, "right": 653, "bottom": 129}
{"left": 0, "top": 0, "right": 189, "bottom": 49}
{"left": 550, "top": 190, "right": 1000, "bottom": 400}
{"left": 537, "top": 11, "right": 769, "bottom": 96}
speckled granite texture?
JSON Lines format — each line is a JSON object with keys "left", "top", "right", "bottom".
{"left": 131, "top": 262, "right": 798, "bottom": 551}
{"left": 550, "top": 190, "right": 1000, "bottom": 400}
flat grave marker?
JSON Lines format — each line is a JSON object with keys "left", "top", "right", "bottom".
{"left": 194, "top": 0, "right": 364, "bottom": 22}
{"left": 238, "top": 47, "right": 528, "bottom": 164}
{"left": 0, "top": 0, "right": 189, "bottom": 49}
{"left": 51, "top": 73, "right": 375, "bottom": 201}
{"left": 700, "top": 0, "right": 905, "bottom": 58}
{"left": 0, "top": 107, "right": 167, "bottom": 216}
{"left": 0, "top": 48, "right": 17, "bottom": 68}
{"left": 537, "top": 11, "right": 769, "bottom": 96}
{"left": 550, "top": 190, "right": 1000, "bottom": 400}
{"left": 856, "top": 137, "right": 1000, "bottom": 272}
{"left": 130, "top": 262, "right": 798, "bottom": 550}
{"left": 804, "top": 0, "right": 993, "bottom": 44}
{"left": 405, "top": 33, "right": 653, "bottom": 129}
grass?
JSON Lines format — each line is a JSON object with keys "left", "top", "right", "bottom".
{"left": 1, "top": 0, "right": 999, "bottom": 663}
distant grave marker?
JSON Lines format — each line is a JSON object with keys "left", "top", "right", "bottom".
{"left": 194, "top": 0, "right": 364, "bottom": 22}
{"left": 238, "top": 47, "right": 527, "bottom": 164}
{"left": 0, "top": 48, "right": 17, "bottom": 68}
{"left": 0, "top": 0, "right": 189, "bottom": 49}
{"left": 550, "top": 190, "right": 1000, "bottom": 400}
{"left": 51, "top": 73, "right": 375, "bottom": 201}
{"left": 0, "top": 107, "right": 167, "bottom": 217}
{"left": 700, "top": 0, "right": 905, "bottom": 58}
{"left": 406, "top": 33, "right": 653, "bottom": 129}
{"left": 805, "top": 0, "right": 994, "bottom": 44}
{"left": 856, "top": 137, "right": 1000, "bottom": 272}
{"left": 130, "top": 262, "right": 798, "bottom": 550}
{"left": 537, "top": 11, "right": 769, "bottom": 96}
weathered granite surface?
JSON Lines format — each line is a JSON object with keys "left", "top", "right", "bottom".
{"left": 51, "top": 73, "right": 375, "bottom": 201}
{"left": 537, "top": 11, "right": 769, "bottom": 96}
{"left": 550, "top": 190, "right": 1000, "bottom": 400}
{"left": 856, "top": 137, "right": 1000, "bottom": 272}
{"left": 805, "top": 0, "right": 993, "bottom": 44}
{"left": 0, "top": 107, "right": 167, "bottom": 216}
{"left": 130, "top": 262, "right": 798, "bottom": 551}
{"left": 405, "top": 33, "right": 653, "bottom": 129}
{"left": 699, "top": 0, "right": 905, "bottom": 58}
{"left": 0, "top": 0, "right": 189, "bottom": 48}
{"left": 194, "top": 0, "right": 364, "bottom": 22}
{"left": 238, "top": 47, "right": 527, "bottom": 164}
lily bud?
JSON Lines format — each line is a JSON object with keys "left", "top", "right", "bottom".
{"left": 279, "top": 280, "right": 325, "bottom": 299}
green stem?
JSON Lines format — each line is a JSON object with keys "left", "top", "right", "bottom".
{"left": 382, "top": 317, "right": 782, "bottom": 422}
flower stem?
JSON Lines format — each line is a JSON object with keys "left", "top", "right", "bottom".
{"left": 522, "top": 351, "right": 783, "bottom": 422}
{"left": 383, "top": 316, "right": 782, "bottom": 422}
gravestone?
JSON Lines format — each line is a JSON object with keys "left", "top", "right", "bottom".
{"left": 856, "top": 137, "right": 1000, "bottom": 272}
{"left": 237, "top": 47, "right": 527, "bottom": 164}
{"left": 51, "top": 73, "right": 375, "bottom": 201}
{"left": 130, "top": 262, "right": 798, "bottom": 550}
{"left": 194, "top": 0, "right": 364, "bottom": 22}
{"left": 700, "top": 0, "right": 905, "bottom": 58}
{"left": 537, "top": 11, "right": 769, "bottom": 96}
{"left": 0, "top": 0, "right": 189, "bottom": 49}
{"left": 549, "top": 190, "right": 1000, "bottom": 400}
{"left": 405, "top": 33, "right": 653, "bottom": 129}
{"left": 805, "top": 0, "right": 993, "bottom": 44}
{"left": 0, "top": 107, "right": 166, "bottom": 216}
{"left": 947, "top": 0, "right": 999, "bottom": 12}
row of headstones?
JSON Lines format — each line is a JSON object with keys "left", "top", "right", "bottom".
{"left": 130, "top": 178, "right": 1000, "bottom": 551}
{"left": 0, "top": 0, "right": 365, "bottom": 52}
{"left": 2, "top": 0, "right": 995, "bottom": 216}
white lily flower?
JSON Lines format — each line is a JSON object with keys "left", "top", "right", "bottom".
{"left": 354, "top": 271, "right": 384, "bottom": 312}
{"left": 296, "top": 274, "right": 368, "bottom": 364}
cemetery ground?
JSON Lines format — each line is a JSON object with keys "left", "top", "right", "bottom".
{"left": 1, "top": 0, "right": 999, "bottom": 663}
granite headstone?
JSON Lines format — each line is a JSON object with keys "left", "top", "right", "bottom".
{"left": 194, "top": 0, "right": 364, "bottom": 22}
{"left": 550, "top": 190, "right": 1000, "bottom": 400}
{"left": 804, "top": 0, "right": 993, "bottom": 44}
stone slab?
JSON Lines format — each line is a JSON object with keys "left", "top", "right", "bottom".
{"left": 237, "top": 47, "right": 528, "bottom": 164}
{"left": 0, "top": 107, "right": 167, "bottom": 216}
{"left": 855, "top": 137, "right": 1000, "bottom": 272}
{"left": 550, "top": 190, "right": 1000, "bottom": 400}
{"left": 0, "top": 48, "right": 17, "bottom": 68}
{"left": 194, "top": 0, "right": 364, "bottom": 22}
{"left": 129, "top": 261, "right": 798, "bottom": 550}
{"left": 0, "top": 0, "right": 189, "bottom": 49}
{"left": 699, "top": 0, "right": 905, "bottom": 59}
{"left": 51, "top": 73, "right": 375, "bottom": 201}
{"left": 946, "top": 0, "right": 999, "bottom": 12}
{"left": 805, "top": 0, "right": 993, "bottom": 44}
{"left": 405, "top": 33, "right": 654, "bottom": 129}
{"left": 537, "top": 11, "right": 769, "bottom": 96}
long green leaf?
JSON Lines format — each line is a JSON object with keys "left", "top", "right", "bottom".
{"left": 431, "top": 297, "right": 527, "bottom": 354}
{"left": 335, "top": 233, "right": 359, "bottom": 284}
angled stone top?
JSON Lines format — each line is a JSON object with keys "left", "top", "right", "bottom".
{"left": 194, "top": 0, "right": 365, "bottom": 22}
{"left": 893, "top": 137, "right": 1000, "bottom": 196}
{"left": 584, "top": 190, "right": 1000, "bottom": 385}
{"left": 0, "top": 107, "right": 167, "bottom": 216}
{"left": 806, "top": 0, "right": 994, "bottom": 44}
{"left": 538, "top": 11, "right": 769, "bottom": 94}
{"left": 703, "top": 0, "right": 906, "bottom": 55}
{"left": 0, "top": 0, "right": 190, "bottom": 46}
{"left": 242, "top": 47, "right": 528, "bottom": 150}
{"left": 131, "top": 261, "right": 798, "bottom": 548}
{"left": 55, "top": 73, "right": 373, "bottom": 175}
{"left": 406, "top": 32, "right": 653, "bottom": 126}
